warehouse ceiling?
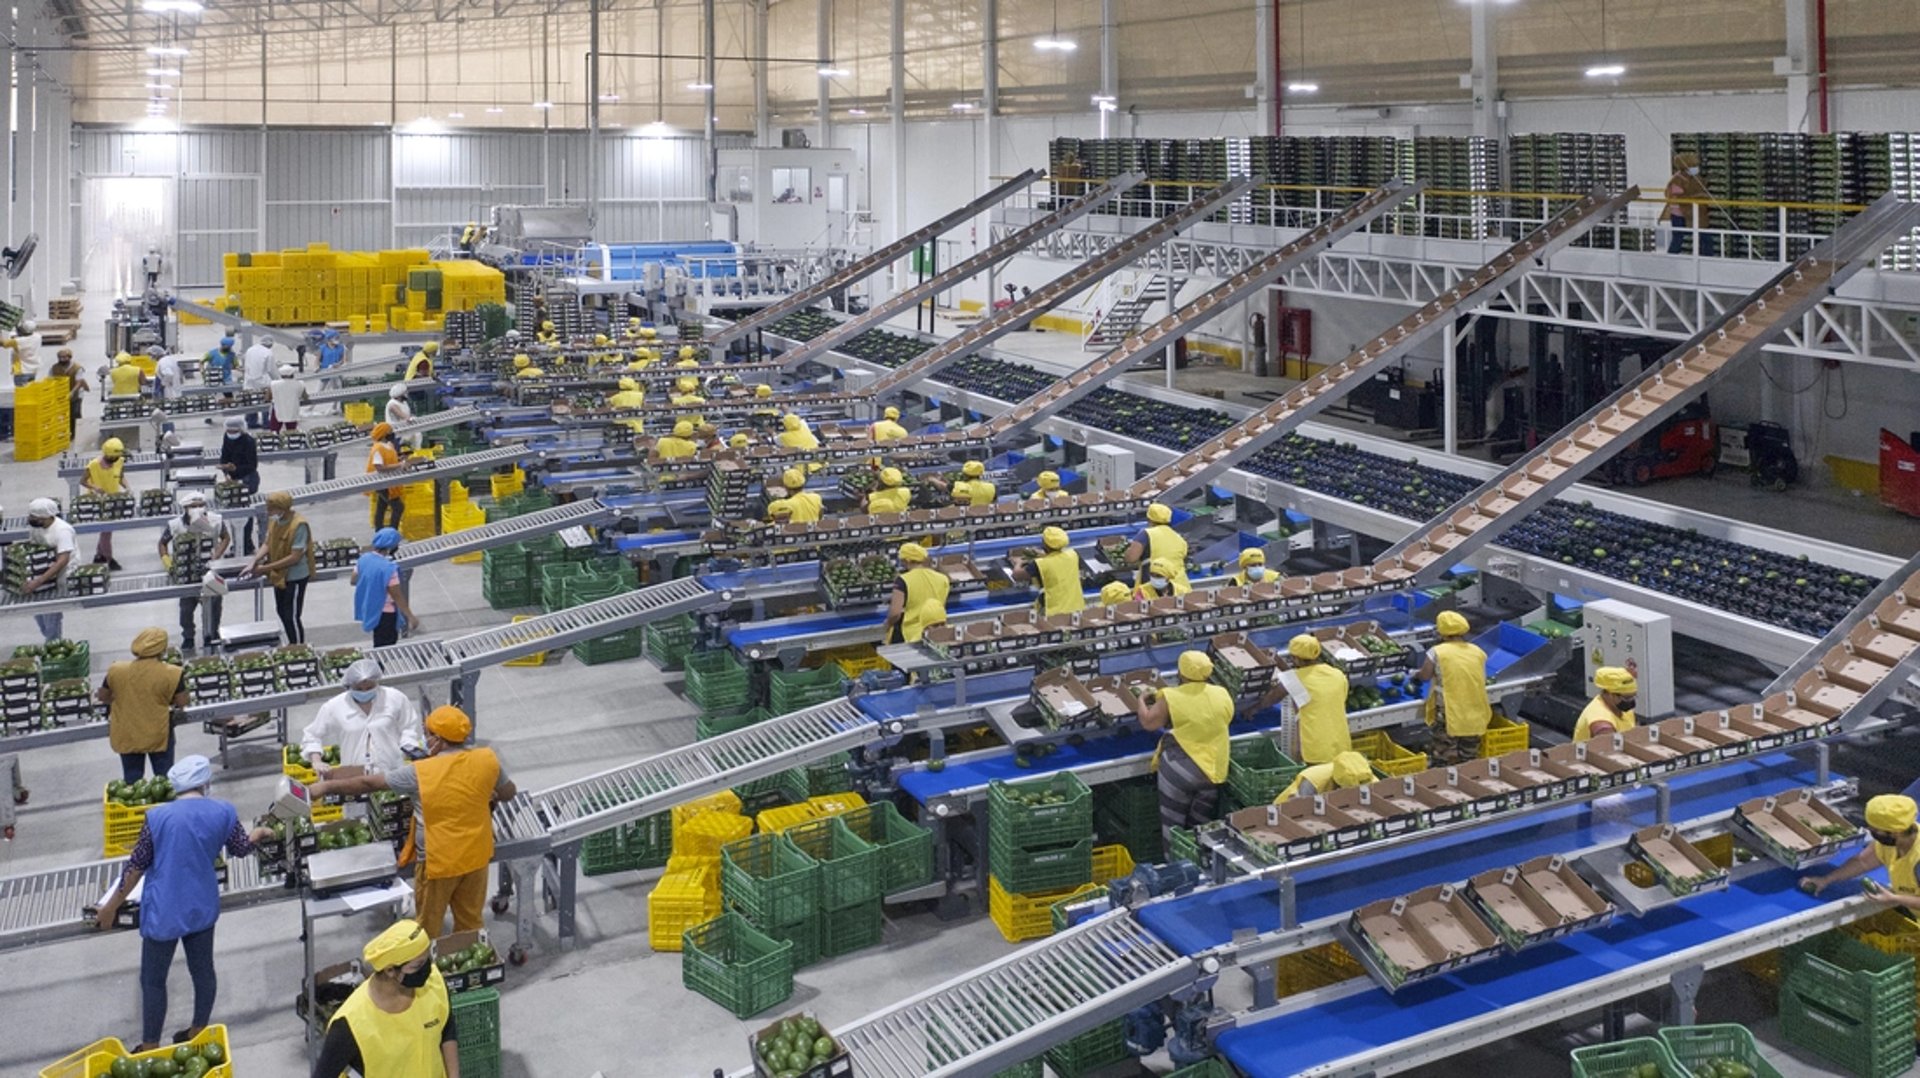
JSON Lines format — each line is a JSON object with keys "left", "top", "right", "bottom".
{"left": 53, "top": 0, "right": 1920, "bottom": 126}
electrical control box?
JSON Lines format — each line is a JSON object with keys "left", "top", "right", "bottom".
{"left": 1084, "top": 445, "right": 1135, "bottom": 493}
{"left": 1579, "top": 599, "right": 1674, "bottom": 719}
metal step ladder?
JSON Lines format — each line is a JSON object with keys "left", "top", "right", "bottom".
{"left": 532, "top": 697, "right": 878, "bottom": 845}
{"left": 395, "top": 499, "right": 618, "bottom": 568}
{"left": 1141, "top": 187, "right": 1641, "bottom": 501}
{"left": 980, "top": 179, "right": 1421, "bottom": 441}
{"left": 1376, "top": 192, "right": 1920, "bottom": 587}
{"left": 439, "top": 575, "right": 724, "bottom": 670}
{"left": 773, "top": 173, "right": 1147, "bottom": 372}
{"left": 822, "top": 911, "right": 1197, "bottom": 1078}
{"left": 1085, "top": 273, "right": 1175, "bottom": 350}
{"left": 866, "top": 179, "right": 1255, "bottom": 400}
{"left": 708, "top": 169, "right": 1043, "bottom": 349}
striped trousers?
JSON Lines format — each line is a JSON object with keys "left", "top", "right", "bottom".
{"left": 1158, "top": 737, "right": 1220, "bottom": 846}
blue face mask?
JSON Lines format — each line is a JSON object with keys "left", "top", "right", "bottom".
{"left": 349, "top": 687, "right": 379, "bottom": 703}
{"left": 1246, "top": 566, "right": 1266, "bottom": 581}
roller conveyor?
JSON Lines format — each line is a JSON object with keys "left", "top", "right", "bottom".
{"left": 532, "top": 697, "right": 879, "bottom": 844}
{"left": 54, "top": 448, "right": 197, "bottom": 478}
{"left": 1141, "top": 187, "right": 1640, "bottom": 500}
{"left": 772, "top": 173, "right": 1149, "bottom": 373}
{"left": 393, "top": 498, "right": 618, "bottom": 568}
{"left": 263, "top": 443, "right": 525, "bottom": 509}
{"left": 866, "top": 176, "right": 1281, "bottom": 399}
{"left": 706, "top": 169, "right": 1042, "bottom": 349}
{"left": 1764, "top": 545, "right": 1920, "bottom": 697}
{"left": 0, "top": 850, "right": 282, "bottom": 953}
{"left": 438, "top": 575, "right": 728, "bottom": 669}
{"left": 183, "top": 639, "right": 457, "bottom": 724}
{"left": 303, "top": 376, "right": 432, "bottom": 405}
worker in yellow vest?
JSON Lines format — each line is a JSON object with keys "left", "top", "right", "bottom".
{"left": 778, "top": 413, "right": 819, "bottom": 450}
{"left": 652, "top": 420, "right": 700, "bottom": 461}
{"left": 669, "top": 376, "right": 705, "bottom": 407}
{"left": 108, "top": 352, "right": 146, "bottom": 397}
{"left": 1129, "top": 650, "right": 1233, "bottom": 843}
{"left": 1255, "top": 634, "right": 1351, "bottom": 763}
{"left": 871, "top": 406, "right": 909, "bottom": 443}
{"left": 511, "top": 354, "right": 543, "bottom": 379}
{"left": 938, "top": 460, "right": 995, "bottom": 507}
{"left": 881, "top": 542, "right": 949, "bottom": 644}
{"left": 1011, "top": 526, "right": 1086, "bottom": 616}
{"left": 1276, "top": 751, "right": 1373, "bottom": 801}
{"left": 677, "top": 344, "right": 701, "bottom": 366}
{"left": 537, "top": 320, "right": 557, "bottom": 344}
{"left": 1124, "top": 504, "right": 1189, "bottom": 592}
{"left": 768, "top": 468, "right": 824, "bottom": 524}
{"left": 1029, "top": 470, "right": 1072, "bottom": 502}
{"left": 1804, "top": 795, "right": 1920, "bottom": 910}
{"left": 1099, "top": 581, "right": 1134, "bottom": 607}
{"left": 403, "top": 341, "right": 436, "bottom": 381}
{"left": 1232, "top": 548, "right": 1270, "bottom": 586}
{"left": 1414, "top": 610, "right": 1492, "bottom": 764}
{"left": 865, "top": 467, "right": 912, "bottom": 514}
{"left": 607, "top": 377, "right": 646, "bottom": 410}
{"left": 84, "top": 437, "right": 129, "bottom": 569}
{"left": 1135, "top": 557, "right": 1191, "bottom": 601}
{"left": 313, "top": 919, "right": 457, "bottom": 1077}
{"left": 1575, "top": 667, "right": 1638, "bottom": 742}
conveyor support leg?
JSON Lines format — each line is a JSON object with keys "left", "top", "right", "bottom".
{"left": 1670, "top": 963, "right": 1704, "bottom": 1026}
{"left": 451, "top": 671, "right": 481, "bottom": 722}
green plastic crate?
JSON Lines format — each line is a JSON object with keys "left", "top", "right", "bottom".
{"left": 1657, "top": 1024, "right": 1784, "bottom": 1078}
{"left": 581, "top": 812, "right": 671, "bottom": 876}
{"left": 988, "top": 834, "right": 1093, "bottom": 895}
{"left": 481, "top": 578, "right": 534, "bottom": 611}
{"left": 557, "top": 573, "right": 630, "bottom": 610}
{"left": 986, "top": 772, "right": 1094, "bottom": 851}
{"left": 821, "top": 898, "right": 883, "bottom": 957}
{"left": 758, "top": 911, "right": 822, "bottom": 968}
{"left": 1783, "top": 931, "right": 1916, "bottom": 1016}
{"left": 1225, "top": 737, "right": 1304, "bottom": 806}
{"left": 1167, "top": 826, "right": 1197, "bottom": 865}
{"left": 1781, "top": 935, "right": 1917, "bottom": 1078}
{"left": 540, "top": 561, "right": 591, "bottom": 610}
{"left": 838, "top": 802, "right": 935, "bottom": 895}
{"left": 1569, "top": 1038, "right": 1688, "bottom": 1078}
{"left": 721, "top": 832, "right": 822, "bottom": 927}
{"left": 1045, "top": 1018, "right": 1130, "bottom": 1078}
{"left": 645, "top": 613, "right": 698, "bottom": 669}
{"left": 991, "top": 1062, "right": 1043, "bottom": 1078}
{"left": 769, "top": 664, "right": 845, "bottom": 712}
{"left": 783, "top": 817, "right": 881, "bottom": 911}
{"left": 451, "top": 986, "right": 501, "bottom": 1078}
{"left": 1166, "top": 1061, "right": 1232, "bottom": 1078}
{"left": 571, "top": 630, "right": 643, "bottom": 666}
{"left": 697, "top": 706, "right": 768, "bottom": 740}
{"left": 682, "top": 913, "right": 795, "bottom": 1018}
{"left": 800, "top": 753, "right": 852, "bottom": 796}
{"left": 686, "top": 650, "right": 753, "bottom": 711}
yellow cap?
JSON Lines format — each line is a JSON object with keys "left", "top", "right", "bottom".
{"left": 629, "top": 317, "right": 642, "bottom": 326}
{"left": 1594, "top": 667, "right": 1638, "bottom": 694}
{"left": 883, "top": 406, "right": 900, "bottom": 420}
{"left": 1148, "top": 557, "right": 1180, "bottom": 581}
{"left": 1147, "top": 503, "right": 1173, "bottom": 525}
{"left": 618, "top": 377, "right": 639, "bottom": 392}
{"left": 426, "top": 705, "right": 473, "bottom": 742}
{"left": 1042, "top": 526, "right": 1069, "bottom": 551}
{"left": 131, "top": 627, "right": 170, "bottom": 658}
{"left": 679, "top": 345, "right": 697, "bottom": 359}
{"left": 595, "top": 334, "right": 609, "bottom": 345}
{"left": 1177, "top": 650, "right": 1213, "bottom": 681}
{"left": 542, "top": 320, "right": 554, "bottom": 331}
{"left": 102, "top": 437, "right": 125, "bottom": 456}
{"left": 1037, "top": 470, "right": 1060, "bottom": 490}
{"left": 115, "top": 351, "right": 133, "bottom": 365}
{"left": 673, "top": 420, "right": 694, "bottom": 437}
{"left": 1288, "top": 634, "right": 1322, "bottom": 661}
{"left": 513, "top": 354, "right": 530, "bottom": 368}
{"left": 642, "top": 327, "right": 658, "bottom": 338}
{"left": 676, "top": 377, "right": 698, "bottom": 393}
{"left": 1331, "top": 751, "right": 1373, "bottom": 789}
{"left": 756, "top": 384, "right": 774, "bottom": 399}
{"left": 782, "top": 468, "right": 806, "bottom": 490}
{"left": 879, "top": 467, "right": 904, "bottom": 488}
{"left": 1239, "top": 548, "right": 1265, "bottom": 568}
{"left": 1100, "top": 582, "right": 1133, "bottom": 605}
{"left": 729, "top": 433, "right": 749, "bottom": 448}
{"left": 900, "top": 542, "right": 928, "bottom": 564}
{"left": 1868, "top": 795, "right": 1918, "bottom": 835}
{"left": 421, "top": 341, "right": 439, "bottom": 354}
{"left": 783, "top": 414, "right": 803, "bottom": 431}
{"left": 962, "top": 460, "right": 985, "bottom": 478}
{"left": 363, "top": 919, "right": 432, "bottom": 971}
{"left": 1436, "top": 611, "right": 1470, "bottom": 638}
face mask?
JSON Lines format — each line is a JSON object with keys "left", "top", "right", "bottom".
{"left": 1151, "top": 576, "right": 1170, "bottom": 591}
{"left": 187, "top": 507, "right": 207, "bottom": 523}
{"left": 350, "top": 687, "right": 380, "bottom": 703}
{"left": 225, "top": 430, "right": 241, "bottom": 439}
{"left": 1687, "top": 166, "right": 1700, "bottom": 176}
{"left": 398, "top": 963, "right": 432, "bottom": 988}
{"left": 1871, "top": 830, "right": 1900, "bottom": 847}
{"left": 1245, "top": 566, "right": 1266, "bottom": 581}
{"left": 1617, "top": 697, "right": 1636, "bottom": 712}
{"left": 105, "top": 456, "right": 121, "bottom": 465}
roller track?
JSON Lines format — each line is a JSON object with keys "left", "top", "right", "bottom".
{"left": 261, "top": 443, "right": 526, "bottom": 509}
{"left": 0, "top": 852, "right": 281, "bottom": 952}
{"left": 439, "top": 575, "right": 726, "bottom": 669}
{"left": 394, "top": 498, "right": 618, "bottom": 568}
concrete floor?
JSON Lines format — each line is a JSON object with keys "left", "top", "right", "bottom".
{"left": 0, "top": 295, "right": 1889, "bottom": 1076}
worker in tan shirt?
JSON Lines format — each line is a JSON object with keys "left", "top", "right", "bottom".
{"left": 97, "top": 627, "right": 187, "bottom": 783}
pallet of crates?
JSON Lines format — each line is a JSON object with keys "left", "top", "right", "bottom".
{"left": 986, "top": 773, "right": 1096, "bottom": 941}
{"left": 480, "top": 542, "right": 535, "bottom": 610}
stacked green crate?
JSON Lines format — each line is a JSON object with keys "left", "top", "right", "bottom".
{"left": 1094, "top": 777, "right": 1164, "bottom": 864}
{"left": 1224, "top": 738, "right": 1304, "bottom": 811}
{"left": 581, "top": 811, "right": 672, "bottom": 876}
{"left": 686, "top": 650, "right": 753, "bottom": 712}
{"left": 768, "top": 663, "right": 845, "bottom": 714}
{"left": 645, "top": 612, "right": 698, "bottom": 670}
{"left": 450, "top": 987, "right": 502, "bottom": 1078}
{"left": 1045, "top": 1018, "right": 1130, "bottom": 1078}
{"left": 494, "top": 488, "right": 556, "bottom": 519}
{"left": 1780, "top": 931, "right": 1915, "bottom": 1078}
{"left": 681, "top": 912, "right": 795, "bottom": 1017}
{"left": 786, "top": 816, "right": 883, "bottom": 958}
{"left": 838, "top": 802, "right": 935, "bottom": 895}
{"left": 987, "top": 773, "right": 1094, "bottom": 895}
{"left": 697, "top": 706, "right": 768, "bottom": 740}
{"left": 721, "top": 833, "right": 824, "bottom": 968}
{"left": 480, "top": 543, "right": 533, "bottom": 609}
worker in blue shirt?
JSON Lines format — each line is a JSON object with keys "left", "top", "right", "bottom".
{"left": 318, "top": 331, "right": 347, "bottom": 389}
{"left": 203, "top": 337, "right": 236, "bottom": 386}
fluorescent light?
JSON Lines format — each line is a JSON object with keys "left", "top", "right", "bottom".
{"left": 1585, "top": 63, "right": 1626, "bottom": 78}
{"left": 817, "top": 66, "right": 849, "bottom": 77}
{"left": 1033, "top": 37, "right": 1077, "bottom": 51}
{"left": 598, "top": 93, "right": 620, "bottom": 102}
{"left": 1287, "top": 81, "right": 1319, "bottom": 93}
{"left": 847, "top": 107, "right": 869, "bottom": 116}
{"left": 686, "top": 81, "right": 713, "bottom": 91}
{"left": 532, "top": 100, "right": 554, "bottom": 109}
{"left": 1091, "top": 93, "right": 1117, "bottom": 112}
{"left": 146, "top": 67, "right": 181, "bottom": 77}
{"left": 485, "top": 106, "right": 505, "bottom": 114}
{"left": 145, "top": 83, "right": 171, "bottom": 90}
{"left": 951, "top": 101, "right": 976, "bottom": 111}
{"left": 446, "top": 111, "right": 465, "bottom": 119}
{"left": 141, "top": 0, "right": 203, "bottom": 12}
{"left": 146, "top": 46, "right": 189, "bottom": 57}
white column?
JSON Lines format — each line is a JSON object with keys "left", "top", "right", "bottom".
{"left": 1253, "top": 0, "right": 1278, "bottom": 138}
{"left": 753, "top": 0, "right": 771, "bottom": 146}
{"left": 704, "top": 0, "right": 717, "bottom": 202}
{"left": 1442, "top": 324, "right": 1459, "bottom": 456}
{"left": 889, "top": 0, "right": 905, "bottom": 291}
{"left": 815, "top": 0, "right": 831, "bottom": 147}
{"left": 1098, "top": 0, "right": 1117, "bottom": 138}
{"left": 0, "top": 13, "right": 14, "bottom": 286}
{"left": 1783, "top": 0, "right": 1818, "bottom": 133}
{"left": 981, "top": 0, "right": 998, "bottom": 307}
{"left": 1468, "top": 0, "right": 1501, "bottom": 145}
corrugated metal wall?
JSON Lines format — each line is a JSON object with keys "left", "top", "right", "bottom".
{"left": 76, "top": 126, "right": 711, "bottom": 288}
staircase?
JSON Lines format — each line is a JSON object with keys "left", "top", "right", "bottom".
{"left": 1084, "top": 273, "right": 1179, "bottom": 350}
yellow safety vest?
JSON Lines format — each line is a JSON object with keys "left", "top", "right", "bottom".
{"left": 867, "top": 486, "right": 912, "bottom": 514}
{"left": 1875, "top": 838, "right": 1920, "bottom": 896}
{"left": 412, "top": 747, "right": 501, "bottom": 879}
{"left": 1279, "top": 761, "right": 1351, "bottom": 801}
{"left": 653, "top": 436, "right": 698, "bottom": 460}
{"left": 86, "top": 458, "right": 126, "bottom": 495}
{"left": 1157, "top": 681, "right": 1232, "bottom": 784}
{"left": 328, "top": 969, "right": 451, "bottom": 1078}
{"left": 779, "top": 428, "right": 820, "bottom": 451}
{"left": 1293, "top": 662, "right": 1352, "bottom": 764}
{"left": 607, "top": 390, "right": 646, "bottom": 409}
{"left": 951, "top": 479, "right": 997, "bottom": 507}
{"left": 108, "top": 365, "right": 143, "bottom": 396}
{"left": 1573, "top": 696, "right": 1635, "bottom": 743}
{"left": 404, "top": 356, "right": 433, "bottom": 381}
{"left": 514, "top": 367, "right": 544, "bottom": 379}
{"left": 1140, "top": 524, "right": 1191, "bottom": 590}
{"left": 670, "top": 393, "right": 705, "bottom": 407}
{"left": 871, "top": 419, "right": 909, "bottom": 442}
{"left": 1033, "top": 549, "right": 1086, "bottom": 616}
{"left": 1137, "top": 575, "right": 1192, "bottom": 600}
{"left": 1029, "top": 489, "right": 1072, "bottom": 503}
{"left": 769, "top": 492, "right": 823, "bottom": 524}
{"left": 1425, "top": 640, "right": 1493, "bottom": 737}
{"left": 898, "top": 566, "right": 950, "bottom": 643}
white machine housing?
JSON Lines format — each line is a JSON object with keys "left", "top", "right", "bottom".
{"left": 1579, "top": 598, "right": 1675, "bottom": 719}
{"left": 1084, "top": 445, "right": 1135, "bottom": 493}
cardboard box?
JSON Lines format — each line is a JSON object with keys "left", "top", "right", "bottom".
{"left": 1225, "top": 803, "right": 1331, "bottom": 863}
{"left": 1320, "top": 786, "right": 1404, "bottom": 839}
{"left": 1627, "top": 825, "right": 1729, "bottom": 897}
{"left": 1362, "top": 776, "right": 1460, "bottom": 831}
{"left": 1492, "top": 749, "right": 1593, "bottom": 801}
{"left": 1030, "top": 669, "right": 1102, "bottom": 730}
{"left": 1466, "top": 855, "right": 1614, "bottom": 951}
{"left": 1565, "top": 737, "right": 1645, "bottom": 788}
{"left": 1447, "top": 758, "right": 1535, "bottom": 811}
{"left": 749, "top": 1012, "right": 852, "bottom": 1078}
{"left": 1413, "top": 769, "right": 1503, "bottom": 818}
{"left": 1733, "top": 788, "right": 1860, "bottom": 868}
{"left": 1762, "top": 690, "right": 1839, "bottom": 735}
{"left": 1617, "top": 728, "right": 1686, "bottom": 776}
{"left": 1348, "top": 883, "right": 1504, "bottom": 990}
{"left": 435, "top": 928, "right": 506, "bottom": 993}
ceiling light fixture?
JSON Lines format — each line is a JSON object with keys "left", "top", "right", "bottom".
{"left": 146, "top": 67, "right": 181, "bottom": 77}
{"left": 1091, "top": 93, "right": 1117, "bottom": 112}
{"left": 686, "top": 81, "right": 714, "bottom": 91}
{"left": 1584, "top": 63, "right": 1626, "bottom": 78}
{"left": 848, "top": 107, "right": 869, "bottom": 116}
{"left": 447, "top": 111, "right": 465, "bottom": 119}
{"left": 146, "top": 46, "right": 189, "bottom": 57}
{"left": 485, "top": 106, "right": 505, "bottom": 114}
{"left": 141, "top": 0, "right": 203, "bottom": 12}
{"left": 598, "top": 93, "right": 620, "bottom": 102}
{"left": 1033, "top": 37, "right": 1076, "bottom": 52}
{"left": 951, "top": 101, "right": 976, "bottom": 111}
{"left": 817, "top": 66, "right": 849, "bottom": 77}
{"left": 532, "top": 100, "right": 554, "bottom": 109}
{"left": 1287, "top": 81, "right": 1319, "bottom": 93}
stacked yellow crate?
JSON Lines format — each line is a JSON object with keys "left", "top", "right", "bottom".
{"left": 441, "top": 493, "right": 487, "bottom": 564}
{"left": 221, "top": 245, "right": 490, "bottom": 329}
{"left": 13, "top": 379, "right": 71, "bottom": 461}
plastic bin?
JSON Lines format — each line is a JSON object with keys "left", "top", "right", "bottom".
{"left": 39, "top": 1025, "right": 232, "bottom": 1078}
{"left": 988, "top": 875, "right": 1101, "bottom": 943}
{"left": 821, "top": 898, "right": 884, "bottom": 957}
{"left": 988, "top": 834, "right": 1093, "bottom": 895}
{"left": 1352, "top": 730, "right": 1428, "bottom": 776}
{"left": 682, "top": 913, "right": 795, "bottom": 1018}
{"left": 1568, "top": 1038, "right": 1689, "bottom": 1078}
{"left": 1045, "top": 1018, "right": 1130, "bottom": 1078}
{"left": 783, "top": 817, "right": 881, "bottom": 911}
{"left": 648, "top": 865, "right": 722, "bottom": 952}
{"left": 721, "top": 833, "right": 822, "bottom": 927}
{"left": 838, "top": 802, "right": 935, "bottom": 895}
{"left": 1225, "top": 737, "right": 1304, "bottom": 807}
{"left": 451, "top": 986, "right": 502, "bottom": 1078}
{"left": 986, "top": 772, "right": 1094, "bottom": 850}
{"left": 1480, "top": 714, "right": 1531, "bottom": 756}
{"left": 1657, "top": 1024, "right": 1785, "bottom": 1078}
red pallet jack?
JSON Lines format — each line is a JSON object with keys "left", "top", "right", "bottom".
{"left": 1608, "top": 401, "right": 1720, "bottom": 487}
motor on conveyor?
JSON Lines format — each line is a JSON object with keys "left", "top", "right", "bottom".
{"left": 1126, "top": 996, "right": 1220, "bottom": 1067}
{"left": 1109, "top": 860, "right": 1204, "bottom": 907}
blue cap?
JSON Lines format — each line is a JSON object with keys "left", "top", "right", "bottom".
{"left": 167, "top": 754, "right": 213, "bottom": 792}
{"left": 372, "top": 527, "right": 401, "bottom": 550}
{"left": 220, "top": 337, "right": 234, "bottom": 347}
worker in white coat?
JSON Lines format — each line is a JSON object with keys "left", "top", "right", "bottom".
{"left": 300, "top": 659, "right": 424, "bottom": 776}
{"left": 241, "top": 340, "right": 274, "bottom": 429}
{"left": 269, "top": 365, "right": 307, "bottom": 431}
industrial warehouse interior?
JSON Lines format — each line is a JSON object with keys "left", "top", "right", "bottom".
{"left": 5, "top": 0, "right": 1920, "bottom": 1076}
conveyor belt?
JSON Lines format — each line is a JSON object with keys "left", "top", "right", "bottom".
{"left": 867, "top": 176, "right": 1283, "bottom": 399}
{"left": 1140, "top": 187, "right": 1639, "bottom": 500}
{"left": 1765, "top": 546, "right": 1920, "bottom": 697}
{"left": 773, "top": 173, "right": 1149, "bottom": 372}
{"left": 706, "top": 169, "right": 1042, "bottom": 349}
{"left": 394, "top": 498, "right": 617, "bottom": 568}
{"left": 0, "top": 511, "right": 181, "bottom": 543}
{"left": 0, "top": 564, "right": 352, "bottom": 617}
{"left": 1378, "top": 191, "right": 1920, "bottom": 584}
{"left": 0, "top": 851, "right": 281, "bottom": 953}
{"left": 263, "top": 443, "right": 524, "bottom": 509}
{"left": 824, "top": 911, "right": 1196, "bottom": 1078}
{"left": 304, "top": 376, "right": 431, "bottom": 405}
{"left": 169, "top": 299, "right": 317, "bottom": 350}
{"left": 439, "top": 575, "right": 726, "bottom": 669}
{"left": 54, "top": 448, "right": 197, "bottom": 478}
{"left": 532, "top": 697, "right": 878, "bottom": 844}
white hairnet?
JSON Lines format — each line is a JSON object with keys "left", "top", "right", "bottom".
{"left": 342, "top": 658, "right": 383, "bottom": 687}
{"left": 28, "top": 497, "right": 58, "bottom": 518}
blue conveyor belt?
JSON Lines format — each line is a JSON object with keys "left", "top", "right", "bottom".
{"left": 1213, "top": 861, "right": 1839, "bottom": 1077}
{"left": 1133, "top": 753, "right": 1821, "bottom": 958}
{"left": 613, "top": 530, "right": 704, "bottom": 550}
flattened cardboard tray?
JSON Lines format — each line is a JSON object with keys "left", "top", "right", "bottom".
{"left": 1340, "top": 883, "right": 1505, "bottom": 992}
{"left": 1730, "top": 788, "right": 1863, "bottom": 869}
{"left": 1465, "top": 855, "right": 1615, "bottom": 952}
{"left": 1626, "top": 825, "right": 1731, "bottom": 899}
{"left": 1573, "top": 843, "right": 1712, "bottom": 919}
{"left": 1030, "top": 669, "right": 1101, "bottom": 730}
{"left": 1616, "top": 728, "right": 1688, "bottom": 776}
{"left": 1652, "top": 717, "right": 1748, "bottom": 763}
{"left": 1320, "top": 786, "right": 1416, "bottom": 840}
{"left": 1225, "top": 803, "right": 1331, "bottom": 864}
{"left": 1362, "top": 777, "right": 1462, "bottom": 832}
{"left": 1492, "top": 749, "right": 1595, "bottom": 802}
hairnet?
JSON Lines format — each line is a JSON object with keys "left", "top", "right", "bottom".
{"left": 899, "top": 542, "right": 928, "bottom": 564}
{"left": 389, "top": 384, "right": 407, "bottom": 399}
{"left": 673, "top": 420, "right": 694, "bottom": 437}
{"left": 782, "top": 468, "right": 806, "bottom": 490}
{"left": 131, "top": 627, "right": 170, "bottom": 658}
{"left": 1036, "top": 471, "right": 1060, "bottom": 489}
{"left": 342, "top": 658, "right": 384, "bottom": 687}
{"left": 1177, "top": 650, "right": 1213, "bottom": 682}
{"left": 676, "top": 377, "right": 698, "bottom": 393}
{"left": 224, "top": 415, "right": 245, "bottom": 430}
{"left": 755, "top": 384, "right": 773, "bottom": 398}
{"left": 167, "top": 754, "right": 214, "bottom": 793}
{"left": 1288, "top": 634, "right": 1322, "bottom": 661}
{"left": 372, "top": 527, "right": 401, "bottom": 550}
{"left": 371, "top": 422, "right": 394, "bottom": 439}
{"left": 879, "top": 467, "right": 904, "bottom": 487}
{"left": 729, "top": 433, "right": 749, "bottom": 448}
{"left": 1146, "top": 503, "right": 1173, "bottom": 525}
{"left": 426, "top": 705, "right": 473, "bottom": 743}
{"left": 1042, "top": 527, "right": 1069, "bottom": 551}
{"left": 783, "top": 414, "right": 803, "bottom": 431}
{"left": 1330, "top": 752, "right": 1373, "bottom": 789}
{"left": 1148, "top": 557, "right": 1180, "bottom": 580}
{"left": 618, "top": 377, "right": 639, "bottom": 392}
{"left": 363, "top": 920, "right": 432, "bottom": 972}
{"left": 1867, "top": 795, "right": 1917, "bottom": 834}
{"left": 883, "top": 406, "right": 900, "bottom": 420}
{"left": 28, "top": 497, "right": 59, "bottom": 518}
{"left": 278, "top": 365, "right": 297, "bottom": 377}
{"left": 1435, "top": 611, "right": 1470, "bottom": 638}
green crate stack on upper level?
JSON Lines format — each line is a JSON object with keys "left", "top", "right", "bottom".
{"left": 1510, "top": 133, "right": 1632, "bottom": 249}
{"left": 1885, "top": 134, "right": 1918, "bottom": 272}
{"left": 1400, "top": 136, "right": 1498, "bottom": 240}
{"left": 1048, "top": 136, "right": 1086, "bottom": 209}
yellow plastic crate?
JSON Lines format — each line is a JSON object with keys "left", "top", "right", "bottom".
{"left": 672, "top": 791, "right": 743, "bottom": 840}
{"left": 647, "top": 865, "right": 721, "bottom": 952}
{"left": 988, "top": 876, "right": 1103, "bottom": 943}
{"left": 343, "top": 401, "right": 374, "bottom": 426}
{"left": 666, "top": 852, "right": 720, "bottom": 874}
{"left": 679, "top": 811, "right": 752, "bottom": 859}
{"left": 836, "top": 654, "right": 893, "bottom": 677}
{"left": 501, "top": 615, "right": 549, "bottom": 667}
{"left": 41, "top": 1024, "right": 232, "bottom": 1078}
{"left": 1479, "top": 714, "right": 1531, "bottom": 757}
{"left": 756, "top": 803, "right": 819, "bottom": 834}
{"left": 1092, "top": 843, "right": 1135, "bottom": 882}
{"left": 1352, "top": 731, "right": 1427, "bottom": 776}
{"left": 102, "top": 786, "right": 160, "bottom": 857}
{"left": 1275, "top": 942, "right": 1365, "bottom": 998}
{"left": 490, "top": 468, "right": 526, "bottom": 501}
{"left": 806, "top": 792, "right": 867, "bottom": 818}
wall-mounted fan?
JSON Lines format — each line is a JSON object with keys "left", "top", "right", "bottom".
{"left": 2, "top": 234, "right": 38, "bottom": 279}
